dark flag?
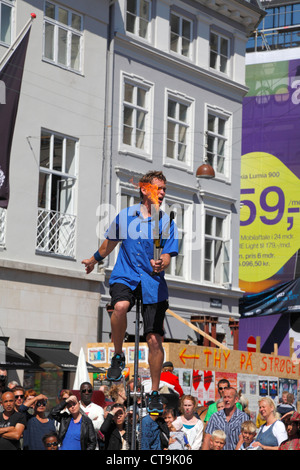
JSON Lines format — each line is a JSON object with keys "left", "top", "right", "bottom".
{"left": 0, "top": 26, "right": 31, "bottom": 208}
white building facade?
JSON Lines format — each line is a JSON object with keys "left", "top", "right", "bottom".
{"left": 0, "top": 0, "right": 109, "bottom": 388}
{"left": 0, "top": 0, "right": 263, "bottom": 389}
{"left": 99, "top": 0, "right": 264, "bottom": 346}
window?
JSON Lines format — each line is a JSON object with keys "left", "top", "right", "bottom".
{"left": 247, "top": 4, "right": 300, "bottom": 51}
{"left": 165, "top": 201, "right": 188, "bottom": 278}
{"left": 170, "top": 12, "right": 192, "bottom": 58}
{"left": 121, "top": 192, "right": 140, "bottom": 211}
{"left": 166, "top": 95, "right": 192, "bottom": 165}
{"left": 0, "top": 0, "right": 13, "bottom": 45}
{"left": 36, "top": 130, "right": 78, "bottom": 258}
{"left": 126, "top": 0, "right": 151, "bottom": 41}
{"left": 205, "top": 109, "right": 230, "bottom": 177}
{"left": 122, "top": 77, "right": 152, "bottom": 154}
{"left": 210, "top": 31, "right": 229, "bottom": 74}
{"left": 204, "top": 213, "right": 231, "bottom": 285}
{"left": 43, "top": 1, "right": 83, "bottom": 72}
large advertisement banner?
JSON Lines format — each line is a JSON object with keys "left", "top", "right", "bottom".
{"left": 240, "top": 53, "right": 300, "bottom": 294}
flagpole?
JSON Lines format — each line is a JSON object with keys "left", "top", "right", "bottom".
{"left": 0, "top": 13, "right": 36, "bottom": 70}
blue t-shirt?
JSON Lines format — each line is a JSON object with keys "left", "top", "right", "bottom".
{"left": 24, "top": 416, "right": 56, "bottom": 450}
{"left": 141, "top": 414, "right": 161, "bottom": 450}
{"left": 60, "top": 417, "right": 82, "bottom": 450}
{"left": 106, "top": 203, "right": 178, "bottom": 304}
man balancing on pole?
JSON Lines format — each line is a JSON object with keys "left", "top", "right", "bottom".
{"left": 82, "top": 171, "right": 178, "bottom": 414}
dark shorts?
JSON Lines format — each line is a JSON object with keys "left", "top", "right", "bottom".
{"left": 109, "top": 283, "right": 168, "bottom": 337}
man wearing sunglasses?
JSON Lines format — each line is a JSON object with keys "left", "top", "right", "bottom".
{"left": 0, "top": 391, "right": 26, "bottom": 450}
{"left": 79, "top": 381, "right": 104, "bottom": 449}
{"left": 12, "top": 386, "right": 25, "bottom": 411}
{"left": 204, "top": 379, "right": 243, "bottom": 424}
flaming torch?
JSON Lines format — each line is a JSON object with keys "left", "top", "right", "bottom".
{"left": 138, "top": 181, "right": 174, "bottom": 273}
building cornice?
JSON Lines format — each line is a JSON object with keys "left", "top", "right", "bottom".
{"left": 198, "top": 0, "right": 265, "bottom": 34}
{"left": 114, "top": 33, "right": 249, "bottom": 98}
{"left": 0, "top": 259, "right": 104, "bottom": 283}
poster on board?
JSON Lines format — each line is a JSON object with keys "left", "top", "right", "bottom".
{"left": 237, "top": 373, "right": 259, "bottom": 421}
{"left": 173, "top": 368, "right": 216, "bottom": 405}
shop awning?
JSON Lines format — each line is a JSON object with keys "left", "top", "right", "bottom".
{"left": 26, "top": 347, "right": 99, "bottom": 373}
{"left": 0, "top": 346, "right": 43, "bottom": 370}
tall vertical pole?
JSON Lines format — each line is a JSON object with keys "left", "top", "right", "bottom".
{"left": 0, "top": 13, "right": 36, "bottom": 69}
{"left": 131, "top": 296, "right": 140, "bottom": 450}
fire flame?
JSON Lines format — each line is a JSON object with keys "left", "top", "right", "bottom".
{"left": 129, "top": 178, "right": 160, "bottom": 206}
{"left": 128, "top": 180, "right": 161, "bottom": 241}
{"left": 138, "top": 182, "right": 159, "bottom": 207}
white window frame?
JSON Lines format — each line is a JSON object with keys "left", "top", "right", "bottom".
{"left": 204, "top": 105, "right": 231, "bottom": 180}
{"left": 0, "top": 0, "right": 14, "bottom": 46}
{"left": 126, "top": 0, "right": 152, "bottom": 42}
{"left": 163, "top": 198, "right": 191, "bottom": 280}
{"left": 164, "top": 90, "right": 194, "bottom": 170}
{"left": 38, "top": 130, "right": 78, "bottom": 212}
{"left": 119, "top": 73, "right": 153, "bottom": 160}
{"left": 43, "top": 1, "right": 83, "bottom": 73}
{"left": 202, "top": 208, "right": 232, "bottom": 287}
{"left": 36, "top": 129, "right": 78, "bottom": 258}
{"left": 170, "top": 11, "right": 193, "bottom": 59}
{"left": 120, "top": 191, "right": 141, "bottom": 212}
{"left": 209, "top": 30, "right": 230, "bottom": 75}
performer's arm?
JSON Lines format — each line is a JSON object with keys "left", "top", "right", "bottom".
{"left": 82, "top": 239, "right": 119, "bottom": 274}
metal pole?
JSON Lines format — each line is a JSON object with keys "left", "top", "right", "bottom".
{"left": 131, "top": 296, "right": 141, "bottom": 450}
{"left": 0, "top": 13, "right": 36, "bottom": 69}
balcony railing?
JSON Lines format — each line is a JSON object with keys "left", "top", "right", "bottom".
{"left": 247, "top": 26, "right": 300, "bottom": 52}
{"left": 0, "top": 208, "right": 6, "bottom": 247}
{"left": 36, "top": 208, "right": 76, "bottom": 258}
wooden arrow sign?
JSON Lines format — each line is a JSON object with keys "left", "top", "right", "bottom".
{"left": 179, "top": 347, "right": 200, "bottom": 364}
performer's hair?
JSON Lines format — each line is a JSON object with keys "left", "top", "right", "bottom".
{"left": 139, "top": 171, "right": 166, "bottom": 198}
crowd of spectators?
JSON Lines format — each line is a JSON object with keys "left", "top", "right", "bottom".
{"left": 0, "top": 366, "right": 299, "bottom": 451}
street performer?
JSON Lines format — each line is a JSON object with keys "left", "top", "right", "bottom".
{"left": 82, "top": 171, "right": 178, "bottom": 414}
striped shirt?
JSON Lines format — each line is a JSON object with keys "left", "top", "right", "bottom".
{"left": 205, "top": 408, "right": 249, "bottom": 450}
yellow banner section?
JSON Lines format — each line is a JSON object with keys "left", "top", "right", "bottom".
{"left": 87, "top": 342, "right": 300, "bottom": 380}
{"left": 239, "top": 152, "right": 300, "bottom": 283}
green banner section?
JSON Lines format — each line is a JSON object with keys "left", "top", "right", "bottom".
{"left": 245, "top": 61, "right": 289, "bottom": 97}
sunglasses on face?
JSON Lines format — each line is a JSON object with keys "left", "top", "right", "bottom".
{"left": 67, "top": 400, "right": 78, "bottom": 408}
{"left": 45, "top": 441, "right": 58, "bottom": 447}
{"left": 36, "top": 400, "right": 47, "bottom": 407}
{"left": 81, "top": 388, "right": 92, "bottom": 394}
{"left": 15, "top": 395, "right": 24, "bottom": 399}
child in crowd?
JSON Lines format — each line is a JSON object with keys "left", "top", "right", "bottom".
{"left": 236, "top": 420, "right": 258, "bottom": 450}
{"left": 216, "top": 399, "right": 225, "bottom": 411}
{"left": 163, "top": 408, "right": 190, "bottom": 450}
{"left": 210, "top": 430, "right": 226, "bottom": 450}
{"left": 168, "top": 419, "right": 188, "bottom": 450}
{"left": 42, "top": 431, "right": 59, "bottom": 450}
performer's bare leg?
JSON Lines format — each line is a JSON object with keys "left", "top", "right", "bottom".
{"left": 146, "top": 332, "right": 164, "bottom": 391}
{"left": 110, "top": 300, "right": 129, "bottom": 354}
